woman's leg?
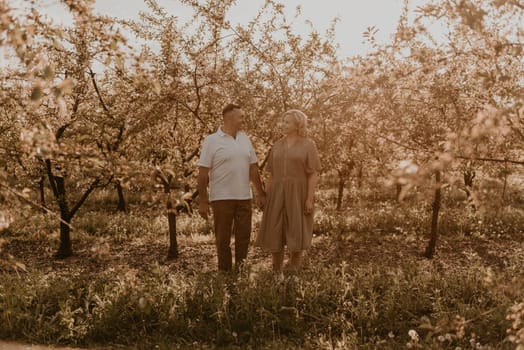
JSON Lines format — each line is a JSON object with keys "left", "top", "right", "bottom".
{"left": 289, "top": 251, "right": 303, "bottom": 270}
{"left": 272, "top": 251, "right": 285, "bottom": 272}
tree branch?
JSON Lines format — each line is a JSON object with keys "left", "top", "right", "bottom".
{"left": 69, "top": 177, "right": 101, "bottom": 218}
{"left": 45, "top": 159, "right": 59, "bottom": 198}
{"left": 0, "top": 183, "right": 74, "bottom": 229}
{"left": 55, "top": 97, "right": 80, "bottom": 141}
{"left": 455, "top": 155, "right": 524, "bottom": 166}
{"left": 89, "top": 67, "right": 113, "bottom": 118}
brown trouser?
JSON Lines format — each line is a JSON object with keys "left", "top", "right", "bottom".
{"left": 210, "top": 199, "right": 252, "bottom": 271}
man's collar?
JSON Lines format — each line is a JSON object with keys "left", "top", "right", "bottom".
{"left": 218, "top": 126, "right": 242, "bottom": 138}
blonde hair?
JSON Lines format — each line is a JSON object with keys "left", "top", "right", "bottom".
{"left": 283, "top": 109, "right": 308, "bottom": 137}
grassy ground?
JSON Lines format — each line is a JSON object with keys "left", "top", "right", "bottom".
{"left": 0, "top": 187, "right": 523, "bottom": 349}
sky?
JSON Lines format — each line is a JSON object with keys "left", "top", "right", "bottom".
{"left": 5, "top": 0, "right": 445, "bottom": 60}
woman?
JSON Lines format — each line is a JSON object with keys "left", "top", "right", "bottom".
{"left": 255, "top": 109, "right": 321, "bottom": 274}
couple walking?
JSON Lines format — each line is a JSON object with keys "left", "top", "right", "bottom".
{"left": 197, "top": 103, "right": 321, "bottom": 274}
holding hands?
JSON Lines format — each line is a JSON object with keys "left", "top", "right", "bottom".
{"left": 304, "top": 197, "right": 314, "bottom": 215}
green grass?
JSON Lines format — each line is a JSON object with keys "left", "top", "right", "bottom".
{"left": 1, "top": 184, "right": 523, "bottom": 349}
{"left": 0, "top": 256, "right": 522, "bottom": 349}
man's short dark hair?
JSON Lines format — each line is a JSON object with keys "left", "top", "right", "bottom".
{"left": 222, "top": 103, "right": 241, "bottom": 117}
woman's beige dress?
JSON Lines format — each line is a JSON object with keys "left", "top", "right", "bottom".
{"left": 255, "top": 137, "right": 321, "bottom": 253}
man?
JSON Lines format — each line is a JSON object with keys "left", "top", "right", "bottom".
{"left": 197, "top": 103, "right": 266, "bottom": 272}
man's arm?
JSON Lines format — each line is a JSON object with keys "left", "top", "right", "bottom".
{"left": 249, "top": 163, "right": 265, "bottom": 195}
{"left": 250, "top": 163, "right": 266, "bottom": 208}
{"left": 197, "top": 166, "right": 210, "bottom": 218}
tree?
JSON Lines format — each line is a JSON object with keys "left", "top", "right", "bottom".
{"left": 353, "top": 0, "right": 523, "bottom": 257}
{"left": 2, "top": 0, "right": 126, "bottom": 258}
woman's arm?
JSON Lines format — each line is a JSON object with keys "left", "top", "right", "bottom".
{"left": 265, "top": 173, "right": 273, "bottom": 193}
{"left": 304, "top": 172, "right": 318, "bottom": 215}
{"left": 250, "top": 163, "right": 266, "bottom": 208}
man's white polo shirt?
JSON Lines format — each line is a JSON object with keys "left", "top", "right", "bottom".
{"left": 198, "top": 127, "right": 258, "bottom": 202}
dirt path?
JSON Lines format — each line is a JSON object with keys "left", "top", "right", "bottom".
{"left": 0, "top": 341, "right": 86, "bottom": 350}
{"left": 2, "top": 229, "right": 521, "bottom": 277}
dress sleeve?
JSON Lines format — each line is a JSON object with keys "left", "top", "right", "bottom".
{"left": 305, "top": 139, "right": 321, "bottom": 174}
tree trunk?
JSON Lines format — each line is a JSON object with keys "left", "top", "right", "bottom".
{"left": 502, "top": 170, "right": 508, "bottom": 202}
{"left": 56, "top": 213, "right": 72, "bottom": 258}
{"left": 54, "top": 176, "right": 73, "bottom": 259}
{"left": 424, "top": 170, "right": 441, "bottom": 259}
{"left": 46, "top": 159, "right": 100, "bottom": 259}
{"left": 463, "top": 169, "right": 475, "bottom": 198}
{"left": 396, "top": 183, "right": 403, "bottom": 201}
{"left": 336, "top": 171, "right": 345, "bottom": 211}
{"left": 115, "top": 180, "right": 127, "bottom": 213}
{"left": 357, "top": 165, "right": 363, "bottom": 188}
{"left": 166, "top": 197, "right": 178, "bottom": 260}
{"left": 162, "top": 180, "right": 178, "bottom": 260}
{"left": 39, "top": 175, "right": 47, "bottom": 213}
